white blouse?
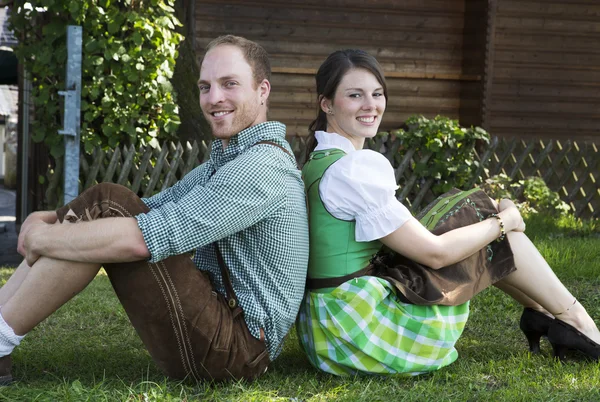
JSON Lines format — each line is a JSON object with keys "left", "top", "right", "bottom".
{"left": 314, "top": 131, "right": 413, "bottom": 242}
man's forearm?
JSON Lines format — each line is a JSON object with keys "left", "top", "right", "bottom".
{"left": 29, "top": 217, "right": 150, "bottom": 264}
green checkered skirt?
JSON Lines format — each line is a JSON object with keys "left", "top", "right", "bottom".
{"left": 297, "top": 277, "right": 469, "bottom": 376}
{"left": 297, "top": 188, "right": 516, "bottom": 376}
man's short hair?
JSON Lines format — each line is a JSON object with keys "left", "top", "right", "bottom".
{"left": 205, "top": 35, "right": 271, "bottom": 87}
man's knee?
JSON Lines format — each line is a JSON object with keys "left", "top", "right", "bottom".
{"left": 89, "top": 182, "right": 134, "bottom": 196}
{"left": 58, "top": 183, "right": 147, "bottom": 222}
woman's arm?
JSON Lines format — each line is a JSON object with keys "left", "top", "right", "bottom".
{"left": 380, "top": 202, "right": 524, "bottom": 269}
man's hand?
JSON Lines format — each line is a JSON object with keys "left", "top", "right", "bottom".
{"left": 17, "top": 211, "right": 57, "bottom": 257}
{"left": 22, "top": 221, "right": 50, "bottom": 266}
{"left": 498, "top": 199, "right": 526, "bottom": 232}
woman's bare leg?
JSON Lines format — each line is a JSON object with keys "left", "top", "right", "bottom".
{"left": 496, "top": 231, "right": 600, "bottom": 343}
{"left": 494, "top": 282, "right": 552, "bottom": 317}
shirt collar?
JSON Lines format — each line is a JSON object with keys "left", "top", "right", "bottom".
{"left": 210, "top": 121, "right": 287, "bottom": 169}
{"left": 314, "top": 131, "right": 357, "bottom": 154}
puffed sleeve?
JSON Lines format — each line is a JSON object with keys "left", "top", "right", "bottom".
{"left": 319, "top": 149, "right": 413, "bottom": 242}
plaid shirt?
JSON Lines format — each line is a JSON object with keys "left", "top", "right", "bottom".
{"left": 136, "top": 121, "right": 309, "bottom": 359}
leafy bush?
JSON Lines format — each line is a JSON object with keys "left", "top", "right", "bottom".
{"left": 370, "top": 115, "right": 490, "bottom": 195}
{"left": 481, "top": 173, "right": 571, "bottom": 217}
{"left": 9, "top": 0, "right": 183, "bottom": 158}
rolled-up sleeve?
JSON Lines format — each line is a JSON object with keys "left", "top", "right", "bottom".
{"left": 320, "top": 149, "right": 413, "bottom": 242}
{"left": 136, "top": 149, "right": 287, "bottom": 262}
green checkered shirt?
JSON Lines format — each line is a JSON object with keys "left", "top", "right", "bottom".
{"left": 136, "top": 121, "right": 309, "bottom": 359}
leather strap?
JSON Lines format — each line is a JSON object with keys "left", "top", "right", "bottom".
{"left": 211, "top": 139, "right": 296, "bottom": 309}
{"left": 306, "top": 265, "right": 375, "bottom": 290}
{"left": 256, "top": 140, "right": 297, "bottom": 167}
{"left": 214, "top": 243, "right": 239, "bottom": 309}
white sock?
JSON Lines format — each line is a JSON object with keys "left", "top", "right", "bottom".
{"left": 0, "top": 309, "right": 25, "bottom": 357}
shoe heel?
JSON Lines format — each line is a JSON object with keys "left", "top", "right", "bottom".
{"left": 520, "top": 308, "right": 554, "bottom": 354}
{"left": 524, "top": 331, "right": 543, "bottom": 354}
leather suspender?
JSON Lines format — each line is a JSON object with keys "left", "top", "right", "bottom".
{"left": 214, "top": 243, "right": 239, "bottom": 309}
{"left": 256, "top": 140, "right": 298, "bottom": 169}
{"left": 212, "top": 140, "right": 297, "bottom": 309}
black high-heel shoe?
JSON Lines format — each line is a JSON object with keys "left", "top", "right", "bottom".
{"left": 547, "top": 319, "right": 600, "bottom": 361}
{"left": 520, "top": 308, "right": 554, "bottom": 354}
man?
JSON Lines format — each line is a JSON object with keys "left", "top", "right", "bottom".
{"left": 0, "top": 35, "right": 309, "bottom": 382}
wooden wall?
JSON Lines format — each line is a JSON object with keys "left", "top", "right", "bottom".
{"left": 194, "top": 0, "right": 599, "bottom": 142}
{"left": 194, "top": 0, "right": 484, "bottom": 138}
{"left": 488, "top": 0, "right": 600, "bottom": 141}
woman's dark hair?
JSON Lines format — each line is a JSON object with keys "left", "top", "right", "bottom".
{"left": 305, "top": 49, "right": 388, "bottom": 161}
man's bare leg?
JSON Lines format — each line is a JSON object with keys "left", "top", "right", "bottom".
{"left": 1, "top": 257, "right": 101, "bottom": 335}
{"left": 0, "top": 261, "right": 32, "bottom": 306}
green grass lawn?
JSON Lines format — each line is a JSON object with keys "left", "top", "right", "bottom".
{"left": 0, "top": 214, "right": 598, "bottom": 401}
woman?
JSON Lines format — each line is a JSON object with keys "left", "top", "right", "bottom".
{"left": 296, "top": 49, "right": 600, "bottom": 376}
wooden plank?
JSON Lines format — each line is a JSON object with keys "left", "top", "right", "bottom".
{"left": 495, "top": 49, "right": 600, "bottom": 68}
{"left": 270, "top": 74, "right": 464, "bottom": 94}
{"left": 271, "top": 67, "right": 479, "bottom": 82}
{"left": 198, "top": 0, "right": 462, "bottom": 13}
{"left": 531, "top": 139, "right": 555, "bottom": 177}
{"left": 468, "top": 136, "right": 500, "bottom": 187}
{"left": 566, "top": 145, "right": 600, "bottom": 203}
{"left": 492, "top": 82, "right": 600, "bottom": 99}
{"left": 161, "top": 143, "right": 184, "bottom": 191}
{"left": 579, "top": 186, "right": 600, "bottom": 218}
{"left": 397, "top": 152, "right": 432, "bottom": 203}
{"left": 495, "top": 32, "right": 600, "bottom": 53}
{"left": 490, "top": 137, "right": 517, "bottom": 176}
{"left": 490, "top": 114, "right": 600, "bottom": 130}
{"left": 131, "top": 146, "right": 154, "bottom": 195}
{"left": 411, "top": 177, "right": 435, "bottom": 212}
{"left": 143, "top": 146, "right": 169, "bottom": 198}
{"left": 497, "top": 1, "right": 600, "bottom": 19}
{"left": 490, "top": 100, "right": 599, "bottom": 115}
{"left": 117, "top": 145, "right": 137, "bottom": 186}
{"left": 80, "top": 155, "right": 89, "bottom": 177}
{"left": 195, "top": 16, "right": 465, "bottom": 43}
{"left": 493, "top": 66, "right": 600, "bottom": 82}
{"left": 496, "top": 16, "right": 599, "bottom": 33}
{"left": 481, "top": 0, "right": 497, "bottom": 130}
{"left": 83, "top": 148, "right": 105, "bottom": 190}
{"left": 102, "top": 147, "right": 122, "bottom": 183}
{"left": 182, "top": 141, "right": 202, "bottom": 174}
{"left": 269, "top": 92, "right": 461, "bottom": 109}
{"left": 197, "top": 2, "right": 465, "bottom": 28}
{"left": 394, "top": 148, "right": 416, "bottom": 184}
{"left": 543, "top": 140, "right": 572, "bottom": 184}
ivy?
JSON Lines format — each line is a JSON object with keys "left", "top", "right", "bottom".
{"left": 9, "top": 0, "right": 183, "bottom": 159}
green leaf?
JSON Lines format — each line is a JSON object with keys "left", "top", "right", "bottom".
{"left": 107, "top": 19, "right": 120, "bottom": 34}
{"left": 132, "top": 31, "right": 143, "bottom": 46}
{"left": 84, "top": 38, "right": 100, "bottom": 53}
{"left": 68, "top": 1, "right": 81, "bottom": 17}
{"left": 50, "top": 142, "right": 64, "bottom": 158}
